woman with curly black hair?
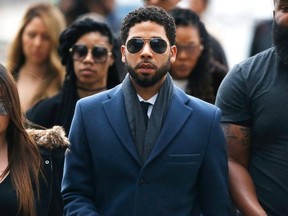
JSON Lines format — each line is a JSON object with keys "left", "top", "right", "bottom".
{"left": 27, "top": 18, "right": 120, "bottom": 134}
{"left": 169, "top": 8, "right": 227, "bottom": 103}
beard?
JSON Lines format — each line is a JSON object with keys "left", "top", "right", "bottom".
{"left": 273, "top": 20, "right": 288, "bottom": 64}
{"left": 125, "top": 59, "right": 170, "bottom": 87}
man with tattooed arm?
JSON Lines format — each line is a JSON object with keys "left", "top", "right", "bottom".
{"left": 215, "top": 1, "right": 288, "bottom": 215}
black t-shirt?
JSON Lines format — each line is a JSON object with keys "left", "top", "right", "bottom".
{"left": 216, "top": 47, "right": 288, "bottom": 215}
{"left": 0, "top": 174, "right": 18, "bottom": 216}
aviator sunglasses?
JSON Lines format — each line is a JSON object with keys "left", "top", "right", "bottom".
{"left": 69, "top": 44, "right": 112, "bottom": 63}
{"left": 126, "top": 38, "right": 168, "bottom": 54}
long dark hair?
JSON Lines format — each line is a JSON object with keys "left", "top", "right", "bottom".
{"left": 57, "top": 18, "right": 120, "bottom": 133}
{"left": 0, "top": 64, "right": 41, "bottom": 216}
{"left": 169, "top": 8, "right": 216, "bottom": 103}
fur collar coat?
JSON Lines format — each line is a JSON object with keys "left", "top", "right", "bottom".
{"left": 28, "top": 126, "right": 69, "bottom": 216}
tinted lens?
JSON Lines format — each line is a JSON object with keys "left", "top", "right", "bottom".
{"left": 0, "top": 101, "right": 7, "bottom": 116}
{"left": 127, "top": 38, "right": 144, "bottom": 54}
{"left": 150, "top": 38, "right": 167, "bottom": 54}
{"left": 92, "top": 46, "right": 108, "bottom": 63}
{"left": 72, "top": 45, "right": 88, "bottom": 60}
{"left": 176, "top": 43, "right": 203, "bottom": 57}
{"left": 71, "top": 45, "right": 109, "bottom": 63}
{"left": 126, "top": 38, "right": 167, "bottom": 54}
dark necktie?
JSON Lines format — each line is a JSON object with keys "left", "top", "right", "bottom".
{"left": 140, "top": 101, "right": 150, "bottom": 127}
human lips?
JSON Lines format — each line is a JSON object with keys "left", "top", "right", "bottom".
{"left": 137, "top": 62, "right": 156, "bottom": 74}
{"left": 30, "top": 50, "right": 45, "bottom": 59}
{"left": 174, "top": 63, "right": 191, "bottom": 72}
{"left": 80, "top": 68, "right": 95, "bottom": 76}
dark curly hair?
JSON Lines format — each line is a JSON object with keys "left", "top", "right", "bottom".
{"left": 120, "top": 6, "right": 176, "bottom": 46}
{"left": 56, "top": 18, "right": 120, "bottom": 132}
{"left": 169, "top": 8, "right": 222, "bottom": 103}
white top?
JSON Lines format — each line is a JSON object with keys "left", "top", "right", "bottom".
{"left": 172, "top": 79, "right": 188, "bottom": 91}
{"left": 137, "top": 94, "right": 158, "bottom": 118}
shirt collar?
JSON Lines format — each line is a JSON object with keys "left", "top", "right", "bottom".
{"left": 137, "top": 93, "right": 158, "bottom": 105}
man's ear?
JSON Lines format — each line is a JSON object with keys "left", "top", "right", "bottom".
{"left": 121, "top": 45, "right": 126, "bottom": 63}
{"left": 170, "top": 45, "right": 177, "bottom": 63}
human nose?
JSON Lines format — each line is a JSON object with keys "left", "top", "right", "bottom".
{"left": 82, "top": 49, "right": 94, "bottom": 63}
{"left": 33, "top": 35, "right": 42, "bottom": 47}
{"left": 140, "top": 41, "right": 153, "bottom": 58}
{"left": 176, "top": 48, "right": 189, "bottom": 59}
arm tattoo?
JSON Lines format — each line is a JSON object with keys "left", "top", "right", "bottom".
{"left": 240, "top": 127, "right": 250, "bottom": 147}
{"left": 221, "top": 123, "right": 251, "bottom": 148}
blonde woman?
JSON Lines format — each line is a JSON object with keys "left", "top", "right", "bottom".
{"left": 6, "top": 2, "right": 66, "bottom": 112}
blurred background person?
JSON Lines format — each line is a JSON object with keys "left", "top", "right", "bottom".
{"left": 0, "top": 63, "right": 69, "bottom": 216}
{"left": 169, "top": 8, "right": 227, "bottom": 103}
{"left": 189, "top": 0, "right": 228, "bottom": 69}
{"left": 58, "top": 0, "right": 121, "bottom": 37}
{"left": 143, "top": 0, "right": 180, "bottom": 11}
{"left": 6, "top": 2, "right": 66, "bottom": 112}
{"left": 27, "top": 18, "right": 120, "bottom": 135}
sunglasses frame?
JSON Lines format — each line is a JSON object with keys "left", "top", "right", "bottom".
{"left": 0, "top": 100, "right": 8, "bottom": 116}
{"left": 176, "top": 43, "right": 204, "bottom": 57}
{"left": 126, "top": 37, "right": 168, "bottom": 54}
{"left": 69, "top": 44, "right": 112, "bottom": 63}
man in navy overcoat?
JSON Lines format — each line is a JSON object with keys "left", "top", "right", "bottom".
{"left": 62, "top": 6, "right": 231, "bottom": 216}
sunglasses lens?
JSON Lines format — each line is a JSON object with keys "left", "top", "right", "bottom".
{"left": 150, "top": 38, "right": 167, "bottom": 54}
{"left": 126, "top": 38, "right": 167, "bottom": 54}
{"left": 71, "top": 45, "right": 109, "bottom": 63}
{"left": 92, "top": 46, "right": 108, "bottom": 63}
{"left": 127, "top": 38, "right": 144, "bottom": 54}
{"left": 72, "top": 45, "right": 88, "bottom": 60}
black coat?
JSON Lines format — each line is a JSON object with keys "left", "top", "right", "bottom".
{"left": 27, "top": 126, "right": 69, "bottom": 216}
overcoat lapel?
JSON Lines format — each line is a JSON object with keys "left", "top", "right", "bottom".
{"left": 146, "top": 91, "right": 193, "bottom": 164}
{"left": 103, "top": 87, "right": 142, "bottom": 165}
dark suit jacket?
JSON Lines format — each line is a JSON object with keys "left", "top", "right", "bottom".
{"left": 62, "top": 84, "right": 231, "bottom": 215}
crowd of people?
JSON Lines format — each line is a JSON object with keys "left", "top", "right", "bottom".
{"left": 0, "top": 0, "right": 287, "bottom": 215}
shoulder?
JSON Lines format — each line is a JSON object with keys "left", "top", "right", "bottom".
{"left": 233, "top": 47, "right": 276, "bottom": 75}
{"left": 174, "top": 87, "right": 220, "bottom": 114}
{"left": 219, "top": 47, "right": 276, "bottom": 89}
{"left": 27, "top": 126, "right": 69, "bottom": 153}
{"left": 28, "top": 93, "right": 61, "bottom": 111}
{"left": 77, "top": 84, "right": 122, "bottom": 106}
{"left": 26, "top": 94, "right": 62, "bottom": 123}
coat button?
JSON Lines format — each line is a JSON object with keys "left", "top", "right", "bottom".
{"left": 139, "top": 179, "right": 145, "bottom": 185}
{"left": 45, "top": 160, "right": 50, "bottom": 165}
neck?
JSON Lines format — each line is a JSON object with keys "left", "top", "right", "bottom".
{"left": 20, "top": 62, "right": 47, "bottom": 79}
{"left": 131, "top": 75, "right": 166, "bottom": 100}
{"left": 77, "top": 85, "right": 107, "bottom": 92}
{"left": 77, "top": 85, "right": 107, "bottom": 98}
{"left": 0, "top": 134, "right": 7, "bottom": 150}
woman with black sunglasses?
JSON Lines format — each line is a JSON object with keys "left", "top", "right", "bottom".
{"left": 26, "top": 18, "right": 121, "bottom": 135}
{"left": 169, "top": 8, "right": 228, "bottom": 104}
